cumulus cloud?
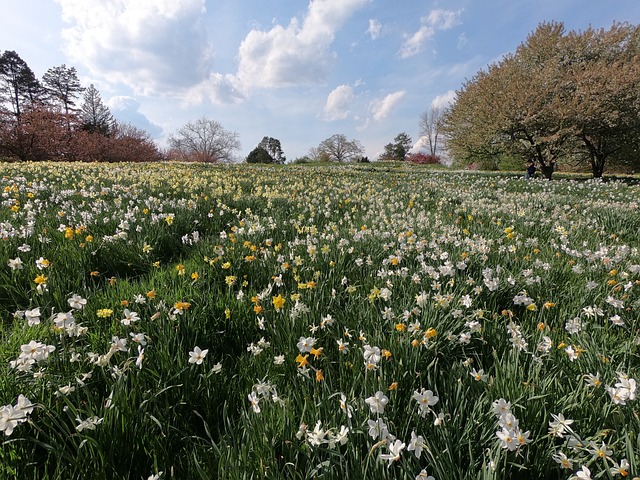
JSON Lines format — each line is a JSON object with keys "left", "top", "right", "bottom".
{"left": 431, "top": 89, "right": 456, "bottom": 109}
{"left": 56, "top": 0, "right": 211, "bottom": 95}
{"left": 322, "top": 85, "right": 355, "bottom": 121}
{"left": 370, "top": 90, "right": 405, "bottom": 122}
{"left": 399, "top": 8, "right": 463, "bottom": 58}
{"left": 368, "top": 19, "right": 382, "bottom": 40}
{"left": 236, "top": 0, "right": 369, "bottom": 89}
{"left": 107, "top": 95, "right": 163, "bottom": 137}
{"left": 185, "top": 73, "right": 246, "bottom": 106}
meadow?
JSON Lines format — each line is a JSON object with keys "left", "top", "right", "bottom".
{"left": 0, "top": 162, "right": 638, "bottom": 480}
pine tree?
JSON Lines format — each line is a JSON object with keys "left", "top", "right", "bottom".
{"left": 81, "top": 84, "right": 115, "bottom": 135}
{"left": 0, "top": 50, "right": 42, "bottom": 119}
{"left": 42, "top": 64, "right": 84, "bottom": 117}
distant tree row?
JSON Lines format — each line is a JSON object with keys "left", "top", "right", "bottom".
{"left": 0, "top": 50, "right": 161, "bottom": 162}
{"left": 442, "top": 21, "right": 640, "bottom": 178}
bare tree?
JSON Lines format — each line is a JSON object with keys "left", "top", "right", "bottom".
{"left": 419, "top": 106, "right": 443, "bottom": 156}
{"left": 317, "top": 133, "right": 364, "bottom": 162}
{"left": 168, "top": 116, "right": 241, "bottom": 162}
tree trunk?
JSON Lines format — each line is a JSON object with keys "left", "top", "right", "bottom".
{"left": 540, "top": 162, "right": 555, "bottom": 180}
{"left": 591, "top": 158, "right": 605, "bottom": 178}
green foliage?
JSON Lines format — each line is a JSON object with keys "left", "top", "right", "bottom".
{"left": 380, "top": 133, "right": 413, "bottom": 162}
{"left": 246, "top": 146, "right": 274, "bottom": 164}
{"left": 257, "top": 137, "right": 286, "bottom": 164}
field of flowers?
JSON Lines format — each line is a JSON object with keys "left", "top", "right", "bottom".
{"left": 0, "top": 162, "right": 638, "bottom": 480}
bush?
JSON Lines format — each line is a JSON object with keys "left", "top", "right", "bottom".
{"left": 406, "top": 152, "right": 441, "bottom": 164}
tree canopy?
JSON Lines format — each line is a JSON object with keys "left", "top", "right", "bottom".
{"left": 42, "top": 64, "right": 84, "bottom": 118}
{"left": 81, "top": 84, "right": 115, "bottom": 135}
{"left": 379, "top": 132, "right": 412, "bottom": 161}
{"left": 246, "top": 146, "right": 274, "bottom": 164}
{"left": 257, "top": 136, "right": 285, "bottom": 164}
{"left": 0, "top": 50, "right": 42, "bottom": 119}
{"left": 443, "top": 21, "right": 640, "bottom": 178}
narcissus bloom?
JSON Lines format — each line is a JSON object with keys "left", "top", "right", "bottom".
{"left": 272, "top": 294, "right": 285, "bottom": 310}
{"left": 365, "top": 391, "right": 389, "bottom": 414}
{"left": 188, "top": 346, "right": 208, "bottom": 365}
{"left": 379, "top": 439, "right": 405, "bottom": 467}
{"left": 96, "top": 309, "right": 113, "bottom": 318}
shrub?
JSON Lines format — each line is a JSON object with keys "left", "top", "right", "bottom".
{"left": 406, "top": 152, "right": 441, "bottom": 164}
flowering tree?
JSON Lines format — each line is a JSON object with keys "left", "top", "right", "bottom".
{"left": 443, "top": 21, "right": 640, "bottom": 178}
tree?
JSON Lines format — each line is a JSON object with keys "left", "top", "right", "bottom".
{"left": 0, "top": 50, "right": 42, "bottom": 119}
{"left": 102, "top": 122, "right": 163, "bottom": 162}
{"left": 442, "top": 21, "right": 640, "bottom": 178}
{"left": 167, "top": 117, "right": 241, "bottom": 163}
{"left": 0, "top": 105, "right": 78, "bottom": 161}
{"left": 81, "top": 84, "right": 115, "bottom": 135}
{"left": 257, "top": 136, "right": 286, "bottom": 163}
{"left": 316, "top": 134, "right": 364, "bottom": 162}
{"left": 42, "top": 65, "right": 84, "bottom": 119}
{"left": 550, "top": 23, "right": 640, "bottom": 177}
{"left": 380, "top": 132, "right": 412, "bottom": 161}
{"left": 246, "top": 146, "right": 274, "bottom": 164}
{"left": 419, "top": 106, "right": 443, "bottom": 156}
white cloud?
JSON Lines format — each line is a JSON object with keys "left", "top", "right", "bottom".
{"left": 56, "top": 0, "right": 211, "bottom": 95}
{"left": 107, "top": 95, "right": 163, "bottom": 137}
{"left": 425, "top": 9, "right": 463, "bottom": 30}
{"left": 399, "top": 26, "right": 434, "bottom": 59}
{"left": 368, "top": 19, "right": 382, "bottom": 40}
{"left": 457, "top": 32, "right": 468, "bottom": 49}
{"left": 399, "top": 8, "right": 463, "bottom": 58}
{"left": 370, "top": 91, "right": 405, "bottom": 122}
{"left": 431, "top": 90, "right": 456, "bottom": 109}
{"left": 322, "top": 85, "right": 354, "bottom": 121}
{"left": 410, "top": 136, "right": 431, "bottom": 154}
{"left": 185, "top": 73, "right": 246, "bottom": 106}
{"left": 236, "top": 0, "right": 369, "bottom": 89}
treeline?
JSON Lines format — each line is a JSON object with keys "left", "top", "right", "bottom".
{"left": 0, "top": 50, "right": 161, "bottom": 162}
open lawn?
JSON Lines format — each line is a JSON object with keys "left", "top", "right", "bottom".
{"left": 0, "top": 162, "right": 639, "bottom": 479}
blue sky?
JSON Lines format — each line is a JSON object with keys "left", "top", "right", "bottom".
{"left": 2, "top": 0, "right": 639, "bottom": 160}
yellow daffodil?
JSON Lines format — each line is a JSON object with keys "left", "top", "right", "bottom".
{"left": 272, "top": 294, "right": 285, "bottom": 310}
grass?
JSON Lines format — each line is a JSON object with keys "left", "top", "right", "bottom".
{"left": 0, "top": 161, "right": 638, "bottom": 479}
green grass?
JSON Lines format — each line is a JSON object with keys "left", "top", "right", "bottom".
{"left": 0, "top": 162, "right": 638, "bottom": 479}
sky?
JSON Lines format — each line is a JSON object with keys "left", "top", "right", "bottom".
{"left": 1, "top": 0, "right": 640, "bottom": 161}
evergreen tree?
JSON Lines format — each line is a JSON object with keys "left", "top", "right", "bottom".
{"left": 257, "top": 136, "right": 286, "bottom": 163}
{"left": 42, "top": 64, "right": 84, "bottom": 117}
{"left": 81, "top": 84, "right": 115, "bottom": 135}
{"left": 0, "top": 50, "right": 42, "bottom": 119}
{"left": 246, "top": 146, "right": 274, "bottom": 164}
